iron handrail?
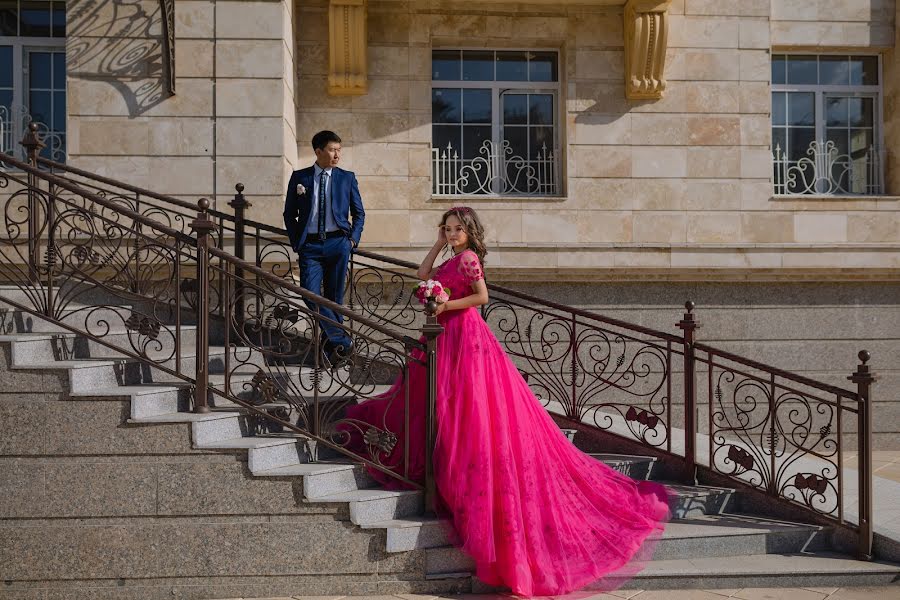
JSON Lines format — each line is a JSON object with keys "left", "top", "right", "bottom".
{"left": 695, "top": 341, "right": 860, "bottom": 401}
{"left": 36, "top": 155, "right": 286, "bottom": 237}
{"left": 1, "top": 152, "right": 195, "bottom": 244}
{"left": 352, "top": 248, "right": 684, "bottom": 343}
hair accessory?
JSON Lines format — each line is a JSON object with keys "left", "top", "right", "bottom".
{"left": 450, "top": 206, "right": 471, "bottom": 214}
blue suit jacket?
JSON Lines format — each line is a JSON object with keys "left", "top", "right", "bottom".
{"left": 283, "top": 165, "right": 365, "bottom": 251}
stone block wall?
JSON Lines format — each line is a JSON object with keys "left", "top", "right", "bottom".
{"left": 65, "top": 0, "right": 298, "bottom": 223}
{"left": 288, "top": 0, "right": 899, "bottom": 278}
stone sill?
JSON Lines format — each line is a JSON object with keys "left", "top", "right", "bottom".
{"left": 382, "top": 243, "right": 900, "bottom": 250}
{"left": 773, "top": 194, "right": 900, "bottom": 202}
{"left": 430, "top": 195, "right": 566, "bottom": 202}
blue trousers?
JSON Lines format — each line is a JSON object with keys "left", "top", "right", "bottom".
{"left": 297, "top": 235, "right": 353, "bottom": 352}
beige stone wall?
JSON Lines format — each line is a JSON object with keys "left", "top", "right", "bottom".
{"left": 771, "top": 0, "right": 895, "bottom": 48}
{"left": 66, "top": 0, "right": 298, "bottom": 220}
{"left": 59, "top": 0, "right": 899, "bottom": 278}
{"left": 290, "top": 0, "right": 899, "bottom": 279}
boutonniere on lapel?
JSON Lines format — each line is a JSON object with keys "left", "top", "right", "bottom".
{"left": 296, "top": 183, "right": 307, "bottom": 196}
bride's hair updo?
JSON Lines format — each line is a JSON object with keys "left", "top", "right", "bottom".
{"left": 440, "top": 206, "right": 487, "bottom": 267}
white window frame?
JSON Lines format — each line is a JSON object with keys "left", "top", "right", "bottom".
{"left": 771, "top": 52, "right": 884, "bottom": 196}
{"left": 0, "top": 36, "right": 66, "bottom": 162}
{"left": 431, "top": 48, "right": 562, "bottom": 198}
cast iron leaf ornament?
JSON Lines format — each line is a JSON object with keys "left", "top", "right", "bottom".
{"left": 364, "top": 427, "right": 398, "bottom": 453}
{"left": 794, "top": 473, "right": 828, "bottom": 494}
{"left": 124, "top": 313, "right": 161, "bottom": 340}
{"left": 251, "top": 368, "right": 280, "bottom": 404}
{"left": 727, "top": 445, "right": 754, "bottom": 471}
{"left": 625, "top": 406, "right": 659, "bottom": 429}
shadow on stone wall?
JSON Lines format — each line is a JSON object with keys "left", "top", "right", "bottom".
{"left": 67, "top": 0, "right": 169, "bottom": 116}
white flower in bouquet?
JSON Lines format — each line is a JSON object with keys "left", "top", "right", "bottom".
{"left": 415, "top": 279, "right": 450, "bottom": 304}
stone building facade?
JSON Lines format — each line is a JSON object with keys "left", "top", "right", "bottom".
{"left": 2, "top": 0, "right": 898, "bottom": 445}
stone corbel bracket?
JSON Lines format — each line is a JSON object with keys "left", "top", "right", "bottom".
{"left": 328, "top": 0, "right": 368, "bottom": 96}
{"left": 624, "top": 0, "right": 672, "bottom": 100}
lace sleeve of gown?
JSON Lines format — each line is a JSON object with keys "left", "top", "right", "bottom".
{"left": 458, "top": 250, "right": 484, "bottom": 287}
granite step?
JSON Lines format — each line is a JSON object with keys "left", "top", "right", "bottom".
{"left": 663, "top": 482, "right": 736, "bottom": 518}
{"left": 6, "top": 326, "right": 200, "bottom": 363}
{"left": 7, "top": 346, "right": 263, "bottom": 392}
{"left": 0, "top": 301, "right": 133, "bottom": 334}
{"left": 308, "top": 488, "right": 425, "bottom": 526}
{"left": 423, "top": 512, "right": 831, "bottom": 576}
{"left": 619, "top": 552, "right": 900, "bottom": 590}
{"left": 465, "top": 552, "right": 900, "bottom": 592}
{"left": 589, "top": 452, "right": 658, "bottom": 480}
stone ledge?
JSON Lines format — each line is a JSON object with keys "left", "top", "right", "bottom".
{"left": 773, "top": 195, "right": 900, "bottom": 202}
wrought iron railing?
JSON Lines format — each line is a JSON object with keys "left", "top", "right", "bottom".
{"left": 0, "top": 123, "right": 876, "bottom": 558}
{"left": 0, "top": 129, "right": 441, "bottom": 496}
{"left": 432, "top": 139, "right": 558, "bottom": 196}
{"left": 0, "top": 106, "right": 66, "bottom": 163}
{"left": 773, "top": 140, "right": 883, "bottom": 196}
{"left": 696, "top": 342, "right": 874, "bottom": 553}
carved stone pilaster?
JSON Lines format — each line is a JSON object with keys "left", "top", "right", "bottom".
{"left": 328, "top": 0, "right": 368, "bottom": 96}
{"left": 624, "top": 0, "right": 672, "bottom": 100}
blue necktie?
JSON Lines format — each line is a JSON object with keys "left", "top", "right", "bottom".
{"left": 318, "top": 170, "right": 327, "bottom": 241}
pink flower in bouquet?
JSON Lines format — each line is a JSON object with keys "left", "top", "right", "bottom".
{"left": 416, "top": 279, "right": 450, "bottom": 305}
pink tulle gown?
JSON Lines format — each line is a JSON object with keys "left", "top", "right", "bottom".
{"left": 342, "top": 250, "right": 670, "bottom": 596}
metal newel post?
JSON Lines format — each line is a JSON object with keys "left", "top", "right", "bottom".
{"left": 190, "top": 198, "right": 216, "bottom": 413}
{"left": 421, "top": 300, "right": 444, "bottom": 514}
{"left": 21, "top": 122, "right": 45, "bottom": 284}
{"left": 677, "top": 300, "right": 700, "bottom": 481}
{"left": 228, "top": 183, "right": 250, "bottom": 334}
{"left": 850, "top": 350, "right": 875, "bottom": 561}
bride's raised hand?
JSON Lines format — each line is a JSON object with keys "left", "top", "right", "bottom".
{"left": 435, "top": 224, "right": 447, "bottom": 247}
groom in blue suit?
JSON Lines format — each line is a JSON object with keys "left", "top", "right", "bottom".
{"left": 283, "top": 130, "right": 365, "bottom": 365}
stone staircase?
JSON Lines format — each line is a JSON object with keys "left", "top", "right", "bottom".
{"left": 2, "top": 288, "right": 899, "bottom": 599}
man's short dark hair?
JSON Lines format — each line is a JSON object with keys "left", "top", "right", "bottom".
{"left": 312, "top": 130, "right": 342, "bottom": 151}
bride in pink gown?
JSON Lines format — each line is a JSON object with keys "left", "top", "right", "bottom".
{"left": 342, "top": 207, "right": 669, "bottom": 596}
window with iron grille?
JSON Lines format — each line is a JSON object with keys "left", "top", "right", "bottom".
{"left": 0, "top": 0, "right": 66, "bottom": 163}
{"left": 431, "top": 49, "right": 560, "bottom": 196}
{"left": 771, "top": 54, "right": 883, "bottom": 196}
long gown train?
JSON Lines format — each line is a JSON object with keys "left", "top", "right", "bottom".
{"left": 342, "top": 250, "right": 669, "bottom": 596}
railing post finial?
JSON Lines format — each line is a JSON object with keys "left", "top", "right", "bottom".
{"left": 677, "top": 300, "right": 700, "bottom": 482}
{"left": 20, "top": 121, "right": 45, "bottom": 166}
{"left": 190, "top": 197, "right": 217, "bottom": 414}
{"left": 850, "top": 349, "right": 876, "bottom": 561}
{"left": 229, "top": 183, "right": 251, "bottom": 334}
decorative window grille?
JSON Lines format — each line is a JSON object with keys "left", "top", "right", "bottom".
{"left": 431, "top": 50, "right": 560, "bottom": 196}
{"left": 771, "top": 54, "right": 882, "bottom": 195}
{"left": 0, "top": 0, "right": 67, "bottom": 163}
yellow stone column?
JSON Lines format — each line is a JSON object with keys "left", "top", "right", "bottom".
{"left": 328, "top": 0, "right": 368, "bottom": 96}
{"left": 623, "top": 0, "right": 672, "bottom": 100}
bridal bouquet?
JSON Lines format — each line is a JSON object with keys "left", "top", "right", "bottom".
{"left": 415, "top": 279, "right": 450, "bottom": 305}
